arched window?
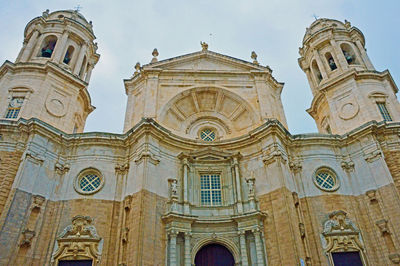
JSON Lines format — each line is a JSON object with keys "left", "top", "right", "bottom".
{"left": 312, "top": 60, "right": 322, "bottom": 84}
{"left": 63, "top": 46, "right": 74, "bottom": 65}
{"left": 38, "top": 35, "right": 57, "bottom": 58}
{"left": 340, "top": 43, "right": 358, "bottom": 65}
{"left": 325, "top": 52, "right": 337, "bottom": 71}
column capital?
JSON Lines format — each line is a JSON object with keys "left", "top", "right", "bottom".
{"left": 168, "top": 229, "right": 180, "bottom": 236}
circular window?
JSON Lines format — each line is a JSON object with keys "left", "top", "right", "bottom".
{"left": 200, "top": 128, "right": 216, "bottom": 141}
{"left": 313, "top": 168, "right": 339, "bottom": 192}
{"left": 74, "top": 168, "right": 104, "bottom": 195}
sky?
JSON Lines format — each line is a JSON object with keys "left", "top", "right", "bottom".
{"left": 0, "top": 0, "right": 399, "bottom": 134}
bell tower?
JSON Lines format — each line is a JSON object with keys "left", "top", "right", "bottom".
{"left": 0, "top": 9, "right": 100, "bottom": 133}
{"left": 298, "top": 18, "right": 399, "bottom": 134}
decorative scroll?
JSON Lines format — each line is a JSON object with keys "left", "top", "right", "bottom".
{"left": 52, "top": 215, "right": 102, "bottom": 265}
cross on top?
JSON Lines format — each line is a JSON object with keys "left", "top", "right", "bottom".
{"left": 312, "top": 14, "right": 319, "bottom": 20}
{"left": 74, "top": 4, "right": 82, "bottom": 12}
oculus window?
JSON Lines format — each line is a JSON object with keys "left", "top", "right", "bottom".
{"left": 313, "top": 168, "right": 340, "bottom": 192}
{"left": 74, "top": 168, "right": 104, "bottom": 195}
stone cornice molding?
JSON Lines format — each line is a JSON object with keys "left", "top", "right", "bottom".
{"left": 134, "top": 149, "right": 160, "bottom": 165}
{"left": 1, "top": 118, "right": 399, "bottom": 161}
{"left": 25, "top": 151, "right": 45, "bottom": 164}
{"left": 363, "top": 149, "right": 382, "bottom": 163}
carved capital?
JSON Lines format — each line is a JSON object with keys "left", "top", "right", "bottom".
{"left": 341, "top": 160, "right": 354, "bottom": 172}
{"left": 55, "top": 162, "right": 70, "bottom": 175}
{"left": 115, "top": 163, "right": 129, "bottom": 174}
{"left": 289, "top": 160, "right": 302, "bottom": 173}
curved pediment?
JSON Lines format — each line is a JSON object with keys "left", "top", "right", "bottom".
{"left": 158, "top": 86, "right": 261, "bottom": 139}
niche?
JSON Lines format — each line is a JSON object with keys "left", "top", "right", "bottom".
{"left": 38, "top": 35, "right": 57, "bottom": 58}
{"left": 63, "top": 46, "right": 74, "bottom": 65}
{"left": 325, "top": 52, "right": 337, "bottom": 71}
{"left": 340, "top": 43, "right": 359, "bottom": 65}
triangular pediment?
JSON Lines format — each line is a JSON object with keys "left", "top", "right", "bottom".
{"left": 142, "top": 50, "right": 269, "bottom": 73}
{"left": 178, "top": 147, "right": 239, "bottom": 162}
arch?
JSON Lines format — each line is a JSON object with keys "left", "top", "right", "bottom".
{"left": 340, "top": 42, "right": 359, "bottom": 65}
{"left": 38, "top": 35, "right": 57, "bottom": 58}
{"left": 191, "top": 237, "right": 240, "bottom": 265}
{"left": 311, "top": 60, "right": 322, "bottom": 84}
{"left": 158, "top": 86, "right": 260, "bottom": 138}
{"left": 63, "top": 45, "right": 75, "bottom": 65}
{"left": 195, "top": 244, "right": 235, "bottom": 266}
{"left": 325, "top": 52, "right": 337, "bottom": 71}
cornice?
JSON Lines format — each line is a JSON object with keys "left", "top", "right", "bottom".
{"left": 307, "top": 69, "right": 398, "bottom": 117}
{"left": 0, "top": 118, "right": 399, "bottom": 156}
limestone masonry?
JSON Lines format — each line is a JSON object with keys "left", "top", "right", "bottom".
{"left": 0, "top": 9, "right": 400, "bottom": 266}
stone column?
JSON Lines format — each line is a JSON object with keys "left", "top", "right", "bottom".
{"left": 20, "top": 30, "right": 40, "bottom": 62}
{"left": 73, "top": 42, "right": 88, "bottom": 75}
{"left": 52, "top": 30, "right": 69, "bottom": 63}
{"left": 355, "top": 39, "right": 375, "bottom": 70}
{"left": 330, "top": 39, "right": 348, "bottom": 70}
{"left": 238, "top": 231, "right": 249, "bottom": 266}
{"left": 169, "top": 231, "right": 178, "bottom": 266}
{"left": 253, "top": 228, "right": 265, "bottom": 266}
{"left": 183, "top": 158, "right": 190, "bottom": 214}
{"left": 313, "top": 49, "right": 328, "bottom": 79}
{"left": 85, "top": 63, "right": 94, "bottom": 82}
{"left": 233, "top": 156, "right": 243, "bottom": 214}
{"left": 184, "top": 232, "right": 191, "bottom": 266}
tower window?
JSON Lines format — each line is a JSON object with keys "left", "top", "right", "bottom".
{"left": 340, "top": 43, "right": 358, "bottom": 65}
{"left": 200, "top": 174, "right": 222, "bottom": 206}
{"left": 325, "top": 53, "right": 337, "bottom": 71}
{"left": 5, "top": 97, "right": 24, "bottom": 119}
{"left": 377, "top": 102, "right": 392, "bottom": 121}
{"left": 63, "top": 46, "right": 74, "bottom": 64}
{"left": 39, "top": 35, "right": 57, "bottom": 58}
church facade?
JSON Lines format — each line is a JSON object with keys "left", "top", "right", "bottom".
{"left": 0, "top": 9, "right": 400, "bottom": 266}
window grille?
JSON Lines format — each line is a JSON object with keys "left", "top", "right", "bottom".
{"left": 5, "top": 97, "right": 24, "bottom": 119}
{"left": 377, "top": 102, "right": 392, "bottom": 121}
{"left": 200, "top": 174, "right": 222, "bottom": 206}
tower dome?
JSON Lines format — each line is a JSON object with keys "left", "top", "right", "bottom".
{"left": 0, "top": 9, "right": 100, "bottom": 133}
{"left": 298, "top": 18, "right": 399, "bottom": 134}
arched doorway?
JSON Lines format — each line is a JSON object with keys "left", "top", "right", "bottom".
{"left": 194, "top": 243, "right": 235, "bottom": 266}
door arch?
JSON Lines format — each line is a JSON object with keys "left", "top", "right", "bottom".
{"left": 194, "top": 243, "right": 235, "bottom": 266}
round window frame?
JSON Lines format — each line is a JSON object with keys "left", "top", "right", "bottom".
{"left": 74, "top": 168, "right": 105, "bottom": 195}
{"left": 313, "top": 167, "right": 340, "bottom": 192}
{"left": 198, "top": 127, "right": 218, "bottom": 142}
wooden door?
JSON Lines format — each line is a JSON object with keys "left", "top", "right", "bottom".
{"left": 194, "top": 244, "right": 235, "bottom": 266}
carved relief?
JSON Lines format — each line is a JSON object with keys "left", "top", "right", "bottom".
{"left": 322, "top": 211, "right": 367, "bottom": 265}
{"left": 20, "top": 229, "right": 35, "bottom": 247}
{"left": 52, "top": 215, "right": 102, "bottom": 265}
